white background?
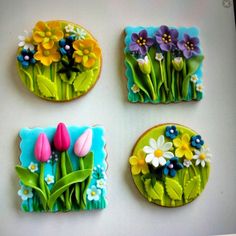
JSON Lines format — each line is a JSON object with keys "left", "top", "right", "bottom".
{"left": 0, "top": 0, "right": 235, "bottom": 235}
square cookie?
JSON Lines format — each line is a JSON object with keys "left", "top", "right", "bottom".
{"left": 16, "top": 123, "right": 107, "bottom": 212}
{"left": 124, "top": 26, "right": 204, "bottom": 104}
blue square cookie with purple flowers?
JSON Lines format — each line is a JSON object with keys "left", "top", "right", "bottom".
{"left": 124, "top": 26, "right": 204, "bottom": 104}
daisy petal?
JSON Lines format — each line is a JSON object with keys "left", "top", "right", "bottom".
{"left": 143, "top": 146, "right": 154, "bottom": 154}
{"left": 201, "top": 160, "right": 206, "bottom": 167}
{"left": 149, "top": 138, "right": 157, "bottom": 149}
{"left": 159, "top": 157, "right": 167, "bottom": 166}
{"left": 157, "top": 135, "right": 164, "bottom": 147}
{"left": 152, "top": 158, "right": 160, "bottom": 168}
{"left": 18, "top": 41, "right": 25, "bottom": 47}
{"left": 192, "top": 155, "right": 198, "bottom": 159}
{"left": 162, "top": 142, "right": 173, "bottom": 151}
{"left": 145, "top": 154, "right": 154, "bottom": 163}
{"left": 195, "top": 159, "right": 201, "bottom": 166}
{"left": 163, "top": 151, "right": 174, "bottom": 159}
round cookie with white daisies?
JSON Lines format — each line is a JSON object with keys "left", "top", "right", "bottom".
{"left": 129, "top": 123, "right": 211, "bottom": 207}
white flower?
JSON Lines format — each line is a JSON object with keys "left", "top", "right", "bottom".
{"left": 97, "top": 179, "right": 106, "bottom": 189}
{"left": 137, "top": 56, "right": 151, "bottom": 74}
{"left": 196, "top": 83, "right": 203, "bottom": 92}
{"left": 18, "top": 185, "right": 33, "bottom": 201}
{"left": 193, "top": 146, "right": 212, "bottom": 167}
{"left": 18, "top": 30, "right": 34, "bottom": 51}
{"left": 143, "top": 135, "right": 174, "bottom": 168}
{"left": 73, "top": 28, "right": 87, "bottom": 40}
{"left": 183, "top": 159, "right": 192, "bottom": 168}
{"left": 45, "top": 174, "right": 55, "bottom": 185}
{"left": 191, "top": 74, "right": 198, "bottom": 83}
{"left": 87, "top": 185, "right": 101, "bottom": 201}
{"left": 65, "top": 24, "right": 74, "bottom": 33}
{"left": 131, "top": 84, "right": 140, "bottom": 93}
{"left": 155, "top": 53, "right": 164, "bottom": 62}
{"left": 28, "top": 162, "right": 38, "bottom": 173}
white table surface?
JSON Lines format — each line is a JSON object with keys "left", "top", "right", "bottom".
{"left": 0, "top": 0, "right": 235, "bottom": 235}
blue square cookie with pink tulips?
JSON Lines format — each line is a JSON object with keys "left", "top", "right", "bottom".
{"left": 124, "top": 25, "right": 204, "bottom": 104}
{"left": 16, "top": 123, "right": 107, "bottom": 212}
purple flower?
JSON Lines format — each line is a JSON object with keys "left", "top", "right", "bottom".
{"left": 155, "top": 25, "right": 179, "bottom": 52}
{"left": 129, "top": 30, "right": 154, "bottom": 56}
{"left": 177, "top": 34, "right": 200, "bottom": 59}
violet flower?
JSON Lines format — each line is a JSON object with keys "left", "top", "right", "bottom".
{"left": 177, "top": 34, "right": 200, "bottom": 59}
{"left": 155, "top": 25, "right": 179, "bottom": 52}
{"left": 129, "top": 29, "right": 154, "bottom": 56}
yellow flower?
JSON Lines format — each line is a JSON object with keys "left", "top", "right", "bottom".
{"left": 33, "top": 21, "right": 64, "bottom": 49}
{"left": 129, "top": 150, "right": 149, "bottom": 175}
{"left": 34, "top": 44, "right": 61, "bottom": 66}
{"left": 173, "top": 133, "right": 193, "bottom": 160}
{"left": 72, "top": 39, "right": 101, "bottom": 68}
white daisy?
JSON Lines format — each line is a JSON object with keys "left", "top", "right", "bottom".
{"left": 65, "top": 24, "right": 74, "bottom": 33}
{"left": 28, "top": 162, "right": 38, "bottom": 173}
{"left": 73, "top": 28, "right": 87, "bottom": 40}
{"left": 191, "top": 74, "right": 198, "bottom": 83}
{"left": 193, "top": 146, "right": 212, "bottom": 167}
{"left": 97, "top": 179, "right": 106, "bottom": 189}
{"left": 18, "top": 185, "right": 33, "bottom": 201}
{"left": 45, "top": 174, "right": 55, "bottom": 185}
{"left": 183, "top": 159, "right": 192, "bottom": 168}
{"left": 87, "top": 185, "right": 101, "bottom": 201}
{"left": 143, "top": 135, "right": 174, "bottom": 168}
{"left": 196, "top": 83, "right": 203, "bottom": 92}
{"left": 155, "top": 53, "right": 164, "bottom": 62}
{"left": 18, "top": 30, "right": 34, "bottom": 51}
{"left": 131, "top": 84, "right": 140, "bottom": 93}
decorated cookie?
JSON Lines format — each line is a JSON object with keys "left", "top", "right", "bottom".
{"left": 124, "top": 26, "right": 204, "bottom": 103}
{"left": 129, "top": 124, "right": 211, "bottom": 207}
{"left": 16, "top": 123, "right": 107, "bottom": 212}
{"left": 17, "top": 21, "right": 102, "bottom": 101}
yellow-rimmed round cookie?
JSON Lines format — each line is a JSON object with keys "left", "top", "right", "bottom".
{"left": 129, "top": 123, "right": 211, "bottom": 207}
{"left": 17, "top": 20, "right": 102, "bottom": 102}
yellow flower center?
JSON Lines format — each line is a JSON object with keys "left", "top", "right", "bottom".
{"left": 83, "top": 49, "right": 90, "bottom": 55}
{"left": 43, "top": 50, "right": 50, "bottom": 56}
{"left": 136, "top": 37, "right": 146, "bottom": 46}
{"left": 138, "top": 159, "right": 145, "bottom": 165}
{"left": 91, "top": 191, "right": 96, "bottom": 196}
{"left": 162, "top": 34, "right": 171, "bottom": 44}
{"left": 31, "top": 165, "right": 35, "bottom": 170}
{"left": 199, "top": 153, "right": 206, "bottom": 160}
{"left": 182, "top": 144, "right": 189, "bottom": 150}
{"left": 46, "top": 31, "right": 52, "bottom": 37}
{"left": 154, "top": 149, "right": 163, "bottom": 158}
{"left": 23, "top": 190, "right": 29, "bottom": 195}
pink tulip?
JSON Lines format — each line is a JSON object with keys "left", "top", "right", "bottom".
{"left": 74, "top": 129, "right": 93, "bottom": 157}
{"left": 54, "top": 122, "right": 70, "bottom": 152}
{"left": 34, "top": 133, "right": 51, "bottom": 162}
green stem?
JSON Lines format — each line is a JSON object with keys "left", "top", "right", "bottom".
{"left": 138, "top": 92, "right": 144, "bottom": 102}
{"left": 171, "top": 69, "right": 175, "bottom": 101}
{"left": 79, "top": 158, "right": 86, "bottom": 209}
{"left": 36, "top": 63, "right": 42, "bottom": 74}
{"left": 192, "top": 82, "right": 197, "bottom": 99}
{"left": 166, "top": 51, "right": 172, "bottom": 101}
{"left": 145, "top": 74, "right": 157, "bottom": 101}
{"left": 176, "top": 72, "right": 181, "bottom": 101}
{"left": 39, "top": 163, "right": 46, "bottom": 198}
{"left": 61, "top": 151, "right": 71, "bottom": 211}
{"left": 160, "top": 60, "right": 169, "bottom": 95}
{"left": 147, "top": 52, "right": 157, "bottom": 93}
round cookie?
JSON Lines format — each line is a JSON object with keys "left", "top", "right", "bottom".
{"left": 17, "top": 20, "right": 102, "bottom": 102}
{"left": 129, "top": 123, "right": 211, "bottom": 207}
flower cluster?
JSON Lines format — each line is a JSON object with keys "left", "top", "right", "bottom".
{"left": 17, "top": 21, "right": 101, "bottom": 70}
{"left": 129, "top": 125, "right": 212, "bottom": 179}
{"left": 129, "top": 26, "right": 201, "bottom": 59}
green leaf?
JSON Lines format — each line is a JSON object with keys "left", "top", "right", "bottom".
{"left": 182, "top": 55, "right": 204, "bottom": 98}
{"left": 48, "top": 169, "right": 92, "bottom": 210}
{"left": 165, "top": 177, "right": 183, "bottom": 200}
{"left": 144, "top": 179, "right": 164, "bottom": 202}
{"left": 75, "top": 183, "right": 80, "bottom": 205}
{"left": 82, "top": 152, "right": 94, "bottom": 206}
{"left": 65, "top": 151, "right": 73, "bottom": 173}
{"left": 36, "top": 74, "right": 57, "bottom": 98}
{"left": 184, "top": 175, "right": 201, "bottom": 201}
{"left": 20, "top": 68, "right": 34, "bottom": 91}
{"left": 15, "top": 166, "right": 47, "bottom": 210}
{"left": 125, "top": 53, "right": 150, "bottom": 98}
{"left": 73, "top": 70, "right": 93, "bottom": 92}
